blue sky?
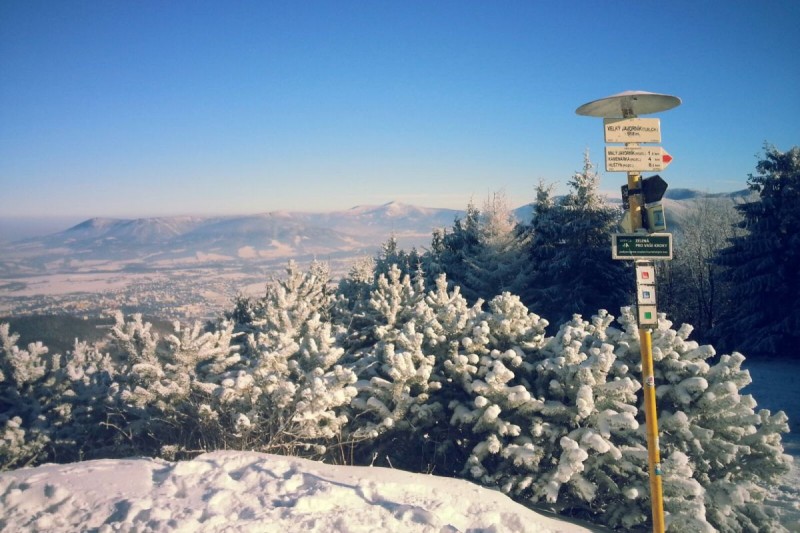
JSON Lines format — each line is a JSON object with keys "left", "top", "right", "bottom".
{"left": 1, "top": 0, "right": 798, "bottom": 221}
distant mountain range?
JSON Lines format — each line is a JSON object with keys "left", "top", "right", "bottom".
{"left": 0, "top": 202, "right": 464, "bottom": 274}
{"left": 0, "top": 191, "right": 753, "bottom": 276}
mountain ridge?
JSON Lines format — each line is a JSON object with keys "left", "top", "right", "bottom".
{"left": 0, "top": 201, "right": 465, "bottom": 273}
{"left": 0, "top": 191, "right": 751, "bottom": 274}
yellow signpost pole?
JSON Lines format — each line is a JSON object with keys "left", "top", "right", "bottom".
{"left": 577, "top": 91, "right": 680, "bottom": 533}
{"left": 625, "top": 143, "right": 666, "bottom": 533}
{"left": 639, "top": 326, "right": 665, "bottom": 532}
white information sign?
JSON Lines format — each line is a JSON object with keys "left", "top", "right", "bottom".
{"left": 605, "top": 146, "right": 673, "bottom": 172}
{"left": 604, "top": 118, "right": 661, "bottom": 143}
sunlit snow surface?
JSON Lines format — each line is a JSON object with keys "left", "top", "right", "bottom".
{"left": 0, "top": 451, "right": 595, "bottom": 532}
{"left": 743, "top": 358, "right": 800, "bottom": 531}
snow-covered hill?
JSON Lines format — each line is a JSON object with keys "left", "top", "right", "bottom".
{"left": 0, "top": 202, "right": 464, "bottom": 272}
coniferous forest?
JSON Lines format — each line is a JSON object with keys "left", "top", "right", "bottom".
{"left": 1, "top": 145, "right": 798, "bottom": 531}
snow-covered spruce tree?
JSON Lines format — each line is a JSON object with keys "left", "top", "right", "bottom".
{"left": 374, "top": 234, "right": 423, "bottom": 282}
{"left": 337, "top": 256, "right": 376, "bottom": 311}
{"left": 714, "top": 144, "right": 800, "bottom": 356}
{"left": 461, "top": 191, "right": 527, "bottom": 302}
{"left": 511, "top": 307, "right": 791, "bottom": 531}
{"left": 517, "top": 153, "right": 631, "bottom": 328}
{"left": 335, "top": 255, "right": 378, "bottom": 350}
{"left": 513, "top": 180, "right": 556, "bottom": 307}
{"left": 229, "top": 261, "right": 357, "bottom": 456}
{"left": 0, "top": 323, "right": 116, "bottom": 469}
{"left": 428, "top": 201, "right": 483, "bottom": 303}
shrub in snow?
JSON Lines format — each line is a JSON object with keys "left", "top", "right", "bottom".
{"left": 641, "top": 311, "right": 793, "bottom": 532}
{"left": 0, "top": 323, "right": 116, "bottom": 469}
{"left": 228, "top": 261, "right": 357, "bottom": 454}
{"left": 346, "top": 268, "right": 551, "bottom": 475}
{"left": 104, "top": 311, "right": 242, "bottom": 457}
{"left": 347, "top": 269, "right": 455, "bottom": 448}
{"left": 505, "top": 307, "right": 792, "bottom": 532}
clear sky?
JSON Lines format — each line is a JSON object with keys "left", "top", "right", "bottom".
{"left": 1, "top": 0, "right": 798, "bottom": 220}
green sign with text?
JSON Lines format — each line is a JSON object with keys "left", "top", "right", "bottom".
{"left": 612, "top": 233, "right": 673, "bottom": 260}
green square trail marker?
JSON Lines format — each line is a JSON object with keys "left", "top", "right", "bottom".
{"left": 638, "top": 304, "right": 658, "bottom": 326}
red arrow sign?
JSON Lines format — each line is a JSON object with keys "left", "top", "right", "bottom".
{"left": 662, "top": 152, "right": 673, "bottom": 165}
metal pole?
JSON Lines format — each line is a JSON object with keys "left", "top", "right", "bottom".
{"left": 640, "top": 328, "right": 665, "bottom": 532}
{"left": 623, "top": 113, "right": 665, "bottom": 532}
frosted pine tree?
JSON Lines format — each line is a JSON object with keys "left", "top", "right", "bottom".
{"left": 441, "top": 308, "right": 660, "bottom": 529}
{"left": 231, "top": 261, "right": 357, "bottom": 454}
{"left": 519, "top": 311, "right": 651, "bottom": 528}
{"left": 641, "top": 311, "right": 793, "bottom": 532}
{"left": 349, "top": 268, "right": 554, "bottom": 475}
{"left": 421, "top": 302, "right": 791, "bottom": 532}
{"left": 1, "top": 323, "right": 60, "bottom": 468}
{"left": 517, "top": 307, "right": 792, "bottom": 531}
{"left": 1, "top": 323, "right": 116, "bottom": 468}
{"left": 349, "top": 266, "right": 443, "bottom": 445}
{"left": 446, "top": 292, "right": 552, "bottom": 487}
{"left": 105, "top": 311, "right": 243, "bottom": 457}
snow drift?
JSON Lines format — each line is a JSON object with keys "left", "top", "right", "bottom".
{"left": 0, "top": 451, "right": 593, "bottom": 533}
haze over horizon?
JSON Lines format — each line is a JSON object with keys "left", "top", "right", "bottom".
{"left": 2, "top": 1, "right": 799, "bottom": 224}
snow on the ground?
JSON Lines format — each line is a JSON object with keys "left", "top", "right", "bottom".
{"left": 744, "top": 357, "right": 800, "bottom": 531}
{"left": 767, "top": 460, "right": 800, "bottom": 532}
{"left": 0, "top": 451, "right": 596, "bottom": 533}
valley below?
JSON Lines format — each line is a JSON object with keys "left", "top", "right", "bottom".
{"left": 0, "top": 202, "right": 460, "bottom": 321}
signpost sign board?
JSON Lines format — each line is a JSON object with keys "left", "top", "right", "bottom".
{"left": 612, "top": 233, "right": 673, "bottom": 260}
{"left": 605, "top": 147, "right": 673, "bottom": 172}
{"left": 604, "top": 117, "right": 661, "bottom": 143}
